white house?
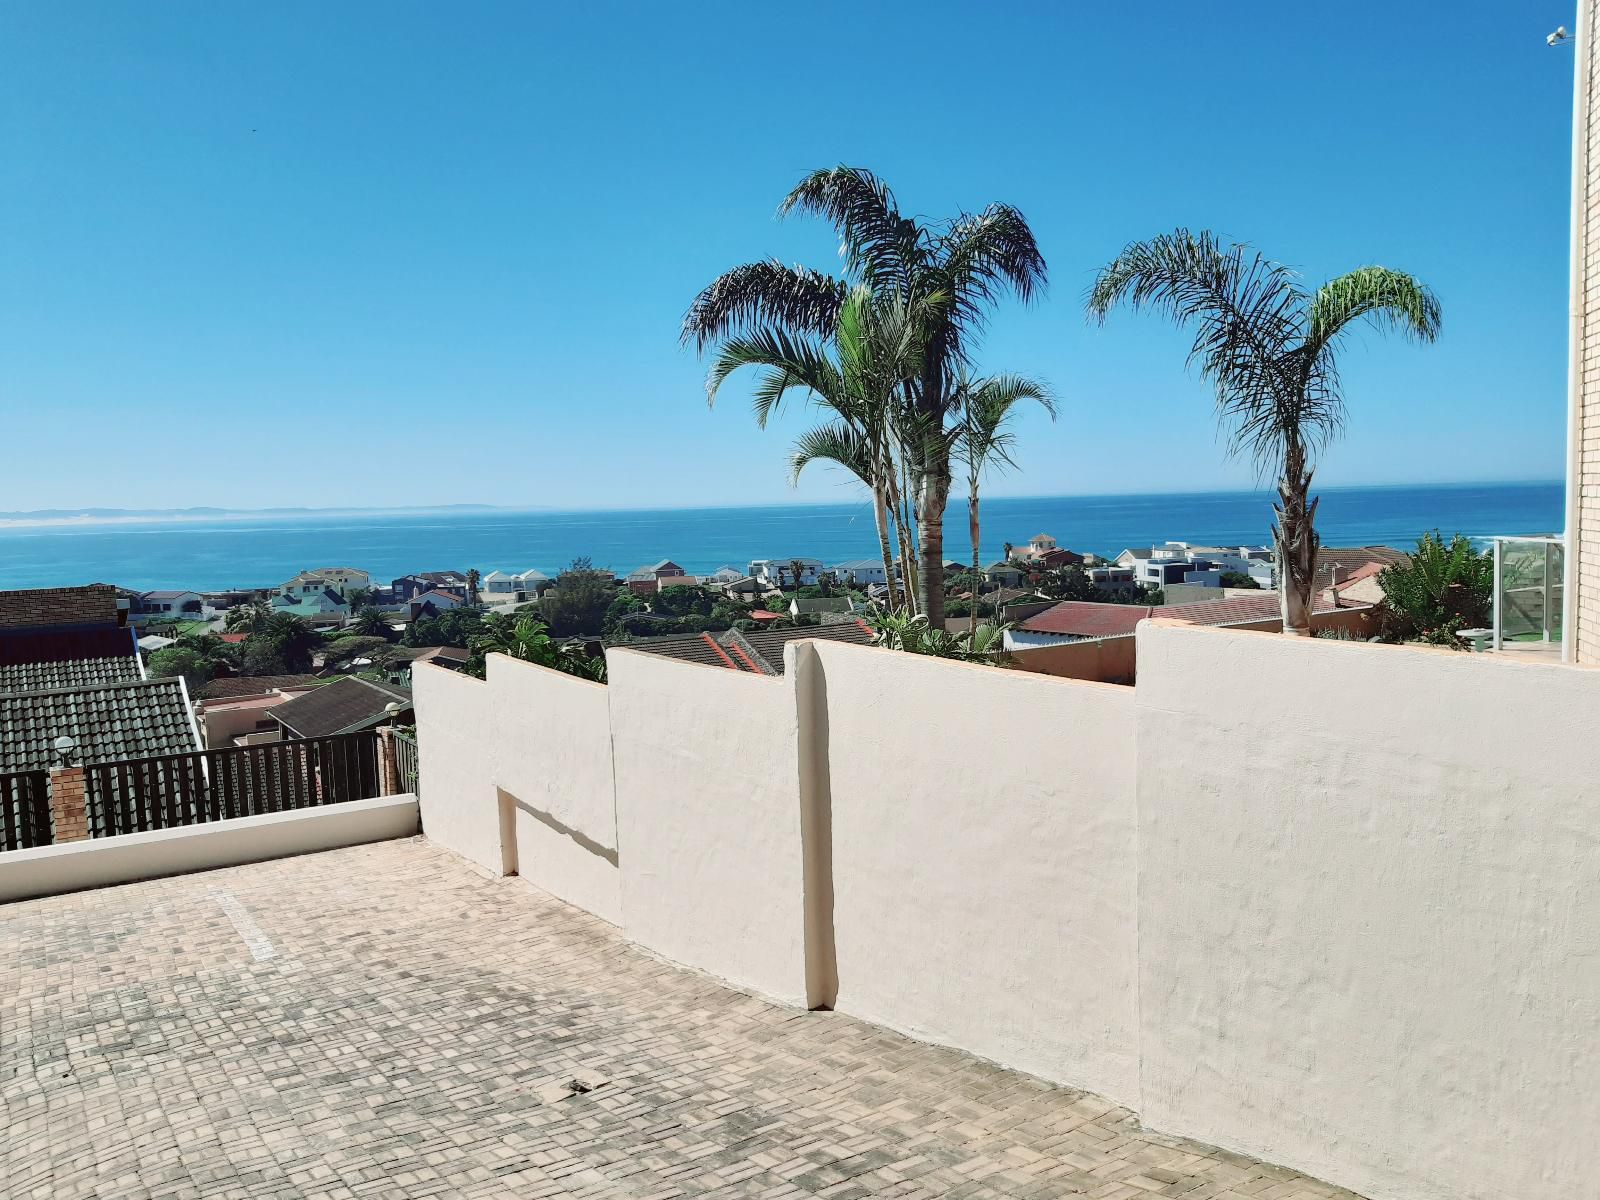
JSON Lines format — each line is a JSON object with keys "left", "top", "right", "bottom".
{"left": 408, "top": 589, "right": 464, "bottom": 620}
{"left": 707, "top": 566, "right": 744, "bottom": 585}
{"left": 832, "top": 559, "right": 888, "bottom": 586}
{"left": 135, "top": 590, "right": 203, "bottom": 620}
{"left": 749, "top": 557, "right": 824, "bottom": 588}
{"left": 1015, "top": 533, "right": 1058, "bottom": 562}
{"left": 483, "top": 569, "right": 548, "bottom": 596}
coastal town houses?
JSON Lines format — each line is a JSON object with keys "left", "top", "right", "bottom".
{"left": 628, "top": 618, "right": 876, "bottom": 675}
{"left": 626, "top": 559, "right": 690, "bottom": 595}
{"left": 392, "top": 571, "right": 469, "bottom": 601}
{"left": 483, "top": 569, "right": 548, "bottom": 598}
{"left": 408, "top": 589, "right": 464, "bottom": 620}
{"left": 270, "top": 585, "right": 349, "bottom": 626}
{"left": 748, "top": 557, "right": 823, "bottom": 588}
{"left": 279, "top": 568, "right": 369, "bottom": 601}
{"left": 832, "top": 559, "right": 889, "bottom": 586}
{"left": 131, "top": 590, "right": 203, "bottom": 623}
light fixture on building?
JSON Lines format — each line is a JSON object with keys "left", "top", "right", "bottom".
{"left": 1549, "top": 25, "right": 1570, "bottom": 47}
{"left": 53, "top": 735, "right": 78, "bottom": 766}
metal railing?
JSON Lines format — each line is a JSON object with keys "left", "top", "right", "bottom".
{"left": 392, "top": 728, "right": 419, "bottom": 796}
{"left": 0, "top": 770, "right": 52, "bottom": 852}
{"left": 85, "top": 731, "right": 382, "bottom": 839}
{"left": 1491, "top": 535, "right": 1564, "bottom": 652}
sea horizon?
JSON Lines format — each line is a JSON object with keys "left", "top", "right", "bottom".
{"left": 0, "top": 479, "right": 1565, "bottom": 593}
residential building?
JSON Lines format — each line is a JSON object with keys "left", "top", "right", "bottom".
{"left": 269, "top": 676, "right": 413, "bottom": 740}
{"left": 790, "top": 597, "right": 856, "bottom": 619}
{"left": 1012, "top": 532, "right": 1059, "bottom": 562}
{"left": 392, "top": 571, "right": 469, "bottom": 601}
{"left": 0, "top": 676, "right": 201, "bottom": 774}
{"left": 984, "top": 562, "right": 1025, "bottom": 588}
{"left": 135, "top": 590, "right": 203, "bottom": 620}
{"left": 706, "top": 566, "right": 744, "bottom": 585}
{"left": 482, "top": 569, "right": 549, "bottom": 597}
{"left": 282, "top": 567, "right": 370, "bottom": 599}
{"left": 408, "top": 590, "right": 464, "bottom": 620}
{"left": 748, "top": 557, "right": 824, "bottom": 588}
{"left": 832, "top": 559, "right": 889, "bottom": 586}
{"left": 1003, "top": 593, "right": 1373, "bottom": 654}
{"left": 1087, "top": 565, "right": 1140, "bottom": 600}
{"left": 194, "top": 675, "right": 321, "bottom": 748}
{"left": 0, "top": 584, "right": 139, "bottom": 671}
{"left": 270, "top": 587, "right": 349, "bottom": 626}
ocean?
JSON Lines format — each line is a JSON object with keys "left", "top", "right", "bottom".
{"left": 0, "top": 481, "right": 1565, "bottom": 593}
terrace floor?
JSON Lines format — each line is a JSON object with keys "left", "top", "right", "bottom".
{"left": 1, "top": 838, "right": 1360, "bottom": 1199}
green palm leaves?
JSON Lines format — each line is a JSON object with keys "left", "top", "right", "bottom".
{"left": 687, "top": 167, "right": 1047, "bottom": 622}
{"left": 1089, "top": 228, "right": 1440, "bottom": 633}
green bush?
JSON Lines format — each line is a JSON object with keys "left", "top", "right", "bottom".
{"left": 1377, "top": 530, "right": 1492, "bottom": 647}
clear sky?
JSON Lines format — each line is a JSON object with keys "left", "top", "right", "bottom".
{"left": 0, "top": 1, "right": 1578, "bottom": 511}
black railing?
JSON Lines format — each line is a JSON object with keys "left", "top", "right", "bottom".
{"left": 0, "top": 770, "right": 52, "bottom": 852}
{"left": 392, "top": 728, "right": 419, "bottom": 796}
{"left": 85, "top": 731, "right": 383, "bottom": 839}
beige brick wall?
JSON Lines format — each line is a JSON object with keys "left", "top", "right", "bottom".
{"left": 1578, "top": 0, "right": 1600, "bottom": 661}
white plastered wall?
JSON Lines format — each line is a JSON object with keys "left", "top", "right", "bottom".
{"left": 1135, "top": 620, "right": 1600, "bottom": 1200}
{"left": 606, "top": 648, "right": 810, "bottom": 1007}
{"left": 412, "top": 655, "right": 620, "bottom": 924}
{"left": 807, "top": 638, "right": 1140, "bottom": 1106}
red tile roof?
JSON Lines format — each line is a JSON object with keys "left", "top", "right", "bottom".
{"left": 1018, "top": 602, "right": 1155, "bottom": 638}
{"left": 1020, "top": 593, "right": 1362, "bottom": 639}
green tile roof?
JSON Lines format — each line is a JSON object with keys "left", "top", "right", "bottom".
{"left": 0, "top": 678, "right": 199, "bottom": 773}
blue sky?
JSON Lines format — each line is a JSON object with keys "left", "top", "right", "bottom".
{"left": 0, "top": 1, "right": 1578, "bottom": 511}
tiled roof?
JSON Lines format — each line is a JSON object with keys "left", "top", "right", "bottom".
{"left": 0, "top": 626, "right": 139, "bottom": 668}
{"left": 626, "top": 621, "right": 878, "bottom": 677}
{"left": 741, "top": 621, "right": 876, "bottom": 674}
{"left": 1314, "top": 545, "right": 1407, "bottom": 584}
{"left": 0, "top": 584, "right": 121, "bottom": 630}
{"left": 271, "top": 677, "right": 412, "bottom": 738}
{"left": 199, "top": 674, "right": 320, "bottom": 700}
{"left": 412, "top": 645, "right": 470, "bottom": 666}
{"left": 626, "top": 632, "right": 766, "bottom": 674}
{"left": 0, "top": 655, "right": 143, "bottom": 694}
{"left": 0, "top": 678, "right": 198, "bottom": 773}
{"left": 1019, "top": 603, "right": 1155, "bottom": 639}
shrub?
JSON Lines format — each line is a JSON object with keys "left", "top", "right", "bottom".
{"left": 1377, "top": 530, "right": 1492, "bottom": 647}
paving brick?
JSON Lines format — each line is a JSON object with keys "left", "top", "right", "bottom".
{"left": 0, "top": 839, "right": 1366, "bottom": 1198}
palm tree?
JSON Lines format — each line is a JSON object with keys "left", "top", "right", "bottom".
{"left": 465, "top": 569, "right": 481, "bottom": 608}
{"left": 707, "top": 288, "right": 929, "bottom": 612}
{"left": 1087, "top": 230, "right": 1440, "bottom": 634}
{"left": 468, "top": 614, "right": 605, "bottom": 683}
{"left": 954, "top": 372, "right": 1054, "bottom": 638}
{"left": 224, "top": 598, "right": 271, "bottom": 634}
{"left": 686, "top": 166, "right": 1046, "bottom": 624}
{"left": 352, "top": 607, "right": 391, "bottom": 638}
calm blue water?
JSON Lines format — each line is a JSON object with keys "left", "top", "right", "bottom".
{"left": 0, "top": 482, "right": 1564, "bottom": 592}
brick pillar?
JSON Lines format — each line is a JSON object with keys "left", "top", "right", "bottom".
{"left": 49, "top": 765, "right": 88, "bottom": 843}
{"left": 376, "top": 728, "right": 398, "bottom": 796}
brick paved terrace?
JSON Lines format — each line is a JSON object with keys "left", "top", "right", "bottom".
{"left": 1, "top": 838, "right": 1359, "bottom": 1199}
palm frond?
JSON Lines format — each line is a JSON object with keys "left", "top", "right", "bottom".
{"left": 681, "top": 259, "right": 847, "bottom": 351}
{"left": 1087, "top": 228, "right": 1311, "bottom": 474}
{"left": 788, "top": 420, "right": 874, "bottom": 488}
{"left": 935, "top": 204, "right": 1048, "bottom": 351}
{"left": 704, "top": 328, "right": 843, "bottom": 427}
{"left": 779, "top": 167, "right": 920, "bottom": 293}
{"left": 1306, "top": 266, "right": 1442, "bottom": 351}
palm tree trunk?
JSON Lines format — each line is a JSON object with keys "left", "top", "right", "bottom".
{"left": 887, "top": 460, "right": 919, "bottom": 615}
{"left": 969, "top": 487, "right": 981, "bottom": 641}
{"left": 1274, "top": 461, "right": 1320, "bottom": 636}
{"left": 918, "top": 462, "right": 951, "bottom": 625}
{"left": 872, "top": 483, "right": 901, "bottom": 610}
